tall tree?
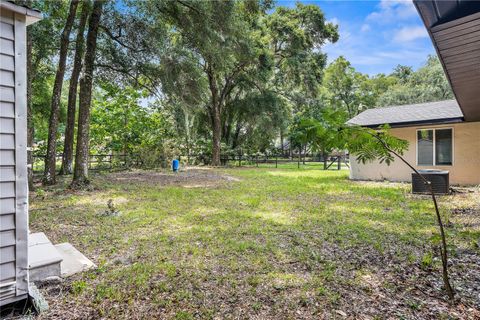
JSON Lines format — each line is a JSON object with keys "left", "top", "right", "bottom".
{"left": 322, "top": 56, "right": 362, "bottom": 118}
{"left": 266, "top": 3, "right": 338, "bottom": 99}
{"left": 24, "top": 0, "right": 70, "bottom": 187}
{"left": 43, "top": 0, "right": 79, "bottom": 185}
{"left": 72, "top": 0, "right": 104, "bottom": 187}
{"left": 151, "top": 0, "right": 271, "bottom": 165}
{"left": 60, "top": 0, "right": 91, "bottom": 175}
{"left": 377, "top": 56, "right": 453, "bottom": 107}
{"left": 262, "top": 3, "right": 338, "bottom": 154}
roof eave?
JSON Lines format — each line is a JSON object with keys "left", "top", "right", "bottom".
{"left": 351, "top": 117, "right": 465, "bottom": 129}
{"left": 413, "top": 0, "right": 480, "bottom": 122}
{"left": 0, "top": 1, "right": 42, "bottom": 25}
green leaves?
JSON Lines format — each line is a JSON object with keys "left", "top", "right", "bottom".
{"left": 289, "top": 108, "right": 347, "bottom": 154}
{"left": 266, "top": 3, "right": 339, "bottom": 98}
{"left": 377, "top": 56, "right": 454, "bottom": 107}
{"left": 344, "top": 125, "right": 409, "bottom": 166}
{"left": 289, "top": 110, "right": 409, "bottom": 168}
{"left": 90, "top": 83, "right": 174, "bottom": 160}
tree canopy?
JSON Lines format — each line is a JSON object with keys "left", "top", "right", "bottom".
{"left": 26, "top": 0, "right": 454, "bottom": 185}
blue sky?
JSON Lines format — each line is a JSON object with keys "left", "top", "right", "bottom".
{"left": 278, "top": 0, "right": 436, "bottom": 75}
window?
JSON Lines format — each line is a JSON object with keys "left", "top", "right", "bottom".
{"left": 417, "top": 128, "right": 452, "bottom": 166}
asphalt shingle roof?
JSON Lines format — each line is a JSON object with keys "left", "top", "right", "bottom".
{"left": 347, "top": 100, "right": 464, "bottom": 127}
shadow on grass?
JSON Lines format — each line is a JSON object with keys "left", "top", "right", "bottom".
{"left": 30, "top": 168, "right": 480, "bottom": 319}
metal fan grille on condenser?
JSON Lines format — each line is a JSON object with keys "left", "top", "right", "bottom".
{"left": 412, "top": 170, "right": 450, "bottom": 195}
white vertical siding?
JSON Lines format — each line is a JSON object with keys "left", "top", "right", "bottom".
{"left": 0, "top": 9, "right": 16, "bottom": 302}
{"left": 0, "top": 8, "right": 29, "bottom": 304}
{"left": 13, "top": 11, "right": 29, "bottom": 299}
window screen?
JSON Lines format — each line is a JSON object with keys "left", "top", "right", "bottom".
{"left": 417, "top": 128, "right": 453, "bottom": 166}
{"left": 417, "top": 129, "right": 433, "bottom": 165}
{"left": 435, "top": 129, "right": 452, "bottom": 165}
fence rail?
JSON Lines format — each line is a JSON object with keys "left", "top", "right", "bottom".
{"left": 32, "top": 152, "right": 349, "bottom": 174}
{"left": 180, "top": 153, "right": 349, "bottom": 170}
{"left": 32, "top": 153, "right": 140, "bottom": 174}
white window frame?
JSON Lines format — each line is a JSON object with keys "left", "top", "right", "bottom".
{"left": 416, "top": 127, "right": 454, "bottom": 166}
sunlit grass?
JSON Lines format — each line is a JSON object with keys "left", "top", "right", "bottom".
{"left": 30, "top": 167, "right": 479, "bottom": 319}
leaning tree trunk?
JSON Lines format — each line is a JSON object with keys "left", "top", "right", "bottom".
{"left": 60, "top": 1, "right": 90, "bottom": 175}
{"left": 43, "top": 0, "right": 79, "bottom": 185}
{"left": 370, "top": 132, "right": 455, "bottom": 300}
{"left": 71, "top": 0, "right": 103, "bottom": 188}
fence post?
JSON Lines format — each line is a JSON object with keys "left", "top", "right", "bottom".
{"left": 239, "top": 154, "right": 242, "bottom": 167}
{"left": 256, "top": 155, "right": 258, "bottom": 167}
{"left": 275, "top": 153, "right": 278, "bottom": 168}
{"left": 337, "top": 156, "right": 341, "bottom": 170}
{"left": 323, "top": 157, "right": 327, "bottom": 170}
{"left": 297, "top": 151, "right": 300, "bottom": 169}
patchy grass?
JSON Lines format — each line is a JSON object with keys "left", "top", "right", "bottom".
{"left": 31, "top": 167, "right": 480, "bottom": 319}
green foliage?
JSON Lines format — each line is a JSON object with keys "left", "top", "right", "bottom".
{"left": 322, "top": 56, "right": 397, "bottom": 118}
{"left": 266, "top": 2, "right": 339, "bottom": 97}
{"left": 344, "top": 125, "right": 409, "bottom": 166}
{"left": 30, "top": 0, "right": 453, "bottom": 169}
{"left": 421, "top": 252, "right": 434, "bottom": 269}
{"left": 289, "top": 108, "right": 347, "bottom": 155}
{"left": 28, "top": 0, "right": 71, "bottom": 150}
{"left": 71, "top": 280, "right": 88, "bottom": 295}
{"left": 377, "top": 56, "right": 453, "bottom": 107}
{"left": 226, "top": 90, "right": 290, "bottom": 151}
{"left": 90, "top": 84, "right": 178, "bottom": 166}
{"left": 134, "top": 0, "right": 338, "bottom": 159}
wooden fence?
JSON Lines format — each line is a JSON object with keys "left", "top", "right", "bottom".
{"left": 32, "top": 153, "right": 141, "bottom": 173}
{"left": 32, "top": 152, "right": 349, "bottom": 174}
{"left": 181, "top": 153, "right": 349, "bottom": 170}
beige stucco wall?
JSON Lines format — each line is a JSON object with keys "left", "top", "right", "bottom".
{"left": 349, "top": 121, "right": 480, "bottom": 186}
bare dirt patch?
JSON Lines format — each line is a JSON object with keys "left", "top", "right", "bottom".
{"left": 106, "top": 167, "right": 241, "bottom": 188}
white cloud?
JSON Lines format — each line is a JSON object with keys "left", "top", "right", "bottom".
{"left": 328, "top": 17, "right": 339, "bottom": 26}
{"left": 367, "top": 0, "right": 417, "bottom": 24}
{"left": 393, "top": 26, "right": 429, "bottom": 42}
{"left": 321, "top": 1, "right": 435, "bottom": 75}
{"left": 361, "top": 24, "right": 371, "bottom": 32}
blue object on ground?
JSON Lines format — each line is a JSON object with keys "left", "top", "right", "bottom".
{"left": 172, "top": 159, "right": 179, "bottom": 172}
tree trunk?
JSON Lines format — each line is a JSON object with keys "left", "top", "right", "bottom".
{"left": 232, "top": 123, "right": 241, "bottom": 150}
{"left": 369, "top": 132, "right": 455, "bottom": 300}
{"left": 303, "top": 144, "right": 307, "bottom": 164}
{"left": 280, "top": 128, "right": 284, "bottom": 157}
{"left": 26, "top": 23, "right": 34, "bottom": 190}
{"left": 206, "top": 64, "right": 222, "bottom": 166}
{"left": 211, "top": 104, "right": 222, "bottom": 166}
{"left": 43, "top": 0, "right": 79, "bottom": 185}
{"left": 71, "top": 0, "right": 103, "bottom": 188}
{"left": 289, "top": 137, "right": 293, "bottom": 159}
{"left": 60, "top": 1, "right": 90, "bottom": 175}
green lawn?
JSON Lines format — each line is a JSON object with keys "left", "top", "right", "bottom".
{"left": 31, "top": 167, "right": 480, "bottom": 319}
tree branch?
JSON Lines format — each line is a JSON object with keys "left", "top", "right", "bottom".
{"left": 368, "top": 130, "right": 455, "bottom": 300}
{"left": 100, "top": 25, "right": 147, "bottom": 53}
